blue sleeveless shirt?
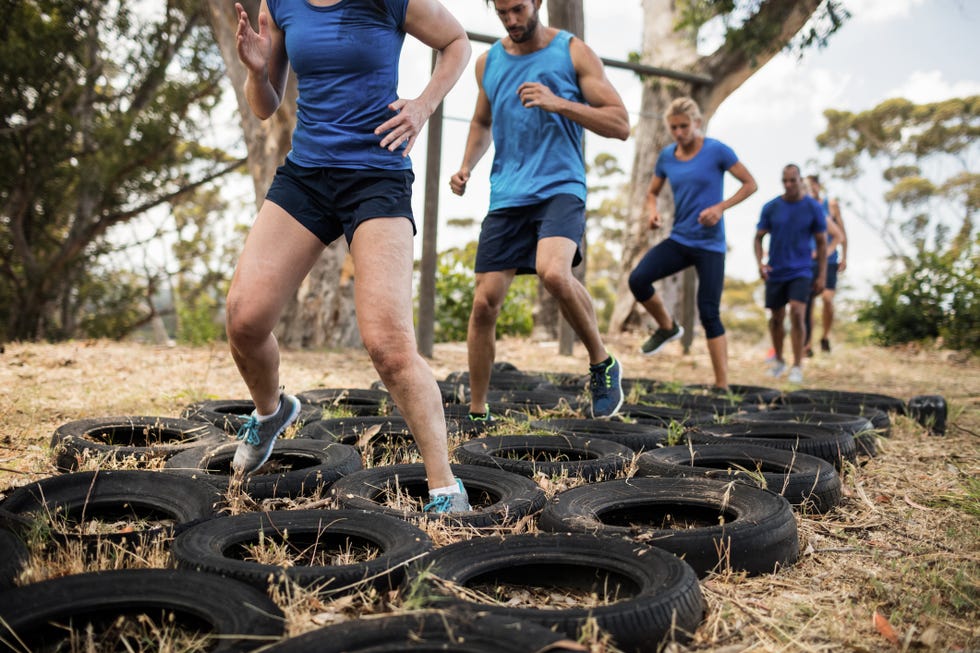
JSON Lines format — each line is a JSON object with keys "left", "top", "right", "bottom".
{"left": 483, "top": 31, "right": 586, "bottom": 209}
{"left": 267, "top": 0, "right": 411, "bottom": 170}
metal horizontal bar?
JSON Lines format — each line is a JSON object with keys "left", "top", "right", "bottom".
{"left": 464, "top": 30, "right": 713, "bottom": 86}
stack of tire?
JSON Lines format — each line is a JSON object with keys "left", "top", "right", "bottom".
{"left": 0, "top": 363, "right": 943, "bottom": 652}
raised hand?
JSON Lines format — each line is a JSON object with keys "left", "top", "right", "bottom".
{"left": 235, "top": 3, "right": 271, "bottom": 74}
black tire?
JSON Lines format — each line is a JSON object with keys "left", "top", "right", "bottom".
{"left": 689, "top": 422, "right": 856, "bottom": 468}
{"left": 0, "top": 528, "right": 28, "bottom": 589}
{"left": 330, "top": 463, "right": 546, "bottom": 527}
{"left": 539, "top": 477, "right": 799, "bottom": 577}
{"left": 50, "top": 415, "right": 228, "bottom": 471}
{"left": 172, "top": 509, "right": 431, "bottom": 596}
{"left": 485, "top": 389, "right": 583, "bottom": 411}
{"left": 776, "top": 397, "right": 892, "bottom": 434}
{"left": 181, "top": 399, "right": 322, "bottom": 434}
{"left": 0, "top": 470, "right": 220, "bottom": 548}
{"left": 164, "top": 440, "right": 361, "bottom": 499}
{"left": 295, "top": 388, "right": 393, "bottom": 416}
{"left": 0, "top": 568, "right": 284, "bottom": 652}
{"left": 684, "top": 383, "right": 783, "bottom": 405}
{"left": 618, "top": 404, "right": 717, "bottom": 428}
{"left": 907, "top": 394, "right": 948, "bottom": 435}
{"left": 638, "top": 392, "right": 751, "bottom": 416}
{"left": 454, "top": 434, "right": 633, "bottom": 481}
{"left": 531, "top": 418, "right": 671, "bottom": 452}
{"left": 262, "top": 610, "right": 582, "bottom": 653}
{"left": 407, "top": 532, "right": 705, "bottom": 653}
{"left": 298, "top": 416, "right": 413, "bottom": 445}
{"left": 445, "top": 370, "right": 552, "bottom": 392}
{"left": 636, "top": 444, "right": 842, "bottom": 513}
{"left": 784, "top": 389, "right": 906, "bottom": 415}
{"left": 732, "top": 410, "right": 876, "bottom": 457}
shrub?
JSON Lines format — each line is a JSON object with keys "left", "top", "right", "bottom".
{"left": 859, "top": 240, "right": 979, "bottom": 353}
{"left": 430, "top": 244, "right": 535, "bottom": 343}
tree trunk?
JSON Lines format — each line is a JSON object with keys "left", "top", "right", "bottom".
{"left": 205, "top": 0, "right": 359, "bottom": 350}
{"left": 609, "top": 0, "right": 698, "bottom": 334}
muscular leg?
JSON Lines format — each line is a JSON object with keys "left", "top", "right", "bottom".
{"left": 706, "top": 335, "right": 729, "bottom": 390}
{"left": 536, "top": 237, "right": 607, "bottom": 365}
{"left": 351, "top": 218, "right": 454, "bottom": 490}
{"left": 467, "top": 270, "right": 515, "bottom": 414}
{"left": 226, "top": 201, "right": 325, "bottom": 415}
{"left": 630, "top": 239, "right": 688, "bottom": 331}
{"left": 769, "top": 305, "right": 787, "bottom": 364}
{"left": 789, "top": 299, "right": 808, "bottom": 367}
{"left": 639, "top": 294, "right": 675, "bottom": 331}
{"left": 821, "top": 289, "right": 836, "bottom": 341}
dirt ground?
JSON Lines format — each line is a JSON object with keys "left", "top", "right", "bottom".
{"left": 0, "top": 334, "right": 977, "bottom": 651}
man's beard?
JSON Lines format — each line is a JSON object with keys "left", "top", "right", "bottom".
{"left": 509, "top": 14, "right": 539, "bottom": 43}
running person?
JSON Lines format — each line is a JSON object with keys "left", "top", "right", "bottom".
{"left": 226, "top": 0, "right": 472, "bottom": 513}
{"left": 628, "top": 97, "right": 757, "bottom": 390}
{"left": 804, "top": 174, "right": 847, "bottom": 354}
{"left": 449, "top": 0, "right": 630, "bottom": 420}
{"left": 754, "top": 164, "right": 828, "bottom": 384}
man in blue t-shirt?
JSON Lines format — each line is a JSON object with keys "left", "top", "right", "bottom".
{"left": 754, "top": 164, "right": 828, "bottom": 384}
{"left": 449, "top": 0, "right": 630, "bottom": 420}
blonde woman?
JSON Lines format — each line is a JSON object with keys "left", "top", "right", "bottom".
{"left": 628, "top": 97, "right": 757, "bottom": 390}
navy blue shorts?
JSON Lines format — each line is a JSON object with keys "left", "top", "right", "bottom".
{"left": 265, "top": 158, "right": 415, "bottom": 246}
{"left": 474, "top": 194, "right": 585, "bottom": 274}
{"left": 765, "top": 276, "right": 813, "bottom": 309}
{"left": 813, "top": 261, "right": 839, "bottom": 291}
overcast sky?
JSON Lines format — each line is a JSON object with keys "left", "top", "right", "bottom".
{"left": 398, "top": 0, "right": 980, "bottom": 301}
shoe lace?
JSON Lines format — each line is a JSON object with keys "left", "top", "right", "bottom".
{"left": 423, "top": 494, "right": 451, "bottom": 513}
{"left": 236, "top": 415, "right": 261, "bottom": 446}
{"left": 589, "top": 364, "right": 610, "bottom": 397}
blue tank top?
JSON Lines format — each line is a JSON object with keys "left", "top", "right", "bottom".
{"left": 654, "top": 138, "right": 739, "bottom": 254}
{"left": 267, "top": 0, "right": 411, "bottom": 170}
{"left": 483, "top": 31, "right": 586, "bottom": 210}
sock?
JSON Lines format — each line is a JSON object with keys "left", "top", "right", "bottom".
{"left": 429, "top": 481, "right": 461, "bottom": 496}
{"left": 591, "top": 356, "right": 612, "bottom": 370}
{"left": 255, "top": 398, "right": 282, "bottom": 421}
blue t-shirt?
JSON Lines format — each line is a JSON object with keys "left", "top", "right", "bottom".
{"left": 655, "top": 138, "right": 739, "bottom": 254}
{"left": 267, "top": 0, "right": 411, "bottom": 170}
{"left": 483, "top": 31, "right": 586, "bottom": 210}
{"left": 758, "top": 195, "right": 827, "bottom": 282}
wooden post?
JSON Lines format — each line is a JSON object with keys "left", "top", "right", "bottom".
{"left": 549, "top": 0, "right": 585, "bottom": 357}
{"left": 416, "top": 50, "right": 443, "bottom": 358}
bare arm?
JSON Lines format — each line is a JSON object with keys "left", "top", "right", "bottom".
{"left": 754, "top": 229, "right": 770, "bottom": 280}
{"left": 236, "top": 1, "right": 289, "bottom": 120}
{"left": 829, "top": 198, "right": 847, "bottom": 271}
{"left": 450, "top": 54, "right": 492, "bottom": 196}
{"left": 375, "top": 0, "right": 471, "bottom": 156}
{"left": 644, "top": 175, "right": 666, "bottom": 229}
{"left": 697, "top": 161, "right": 758, "bottom": 227}
{"left": 813, "top": 231, "right": 827, "bottom": 295}
{"left": 515, "top": 37, "right": 629, "bottom": 140}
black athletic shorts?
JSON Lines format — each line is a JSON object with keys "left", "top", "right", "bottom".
{"left": 265, "top": 157, "right": 415, "bottom": 246}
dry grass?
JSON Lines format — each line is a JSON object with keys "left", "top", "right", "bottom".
{"left": 0, "top": 334, "right": 978, "bottom": 652}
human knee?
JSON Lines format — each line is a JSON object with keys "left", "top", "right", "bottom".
{"left": 225, "top": 296, "right": 268, "bottom": 349}
{"left": 363, "top": 334, "right": 414, "bottom": 380}
{"left": 537, "top": 265, "right": 571, "bottom": 298}
{"left": 628, "top": 269, "right": 655, "bottom": 302}
{"left": 470, "top": 291, "right": 503, "bottom": 325}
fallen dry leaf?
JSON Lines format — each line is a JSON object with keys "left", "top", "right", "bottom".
{"left": 873, "top": 610, "right": 900, "bottom": 646}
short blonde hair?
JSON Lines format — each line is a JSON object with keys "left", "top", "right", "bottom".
{"left": 665, "top": 97, "right": 703, "bottom": 125}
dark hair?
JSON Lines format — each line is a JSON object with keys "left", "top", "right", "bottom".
{"left": 783, "top": 164, "right": 801, "bottom": 175}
